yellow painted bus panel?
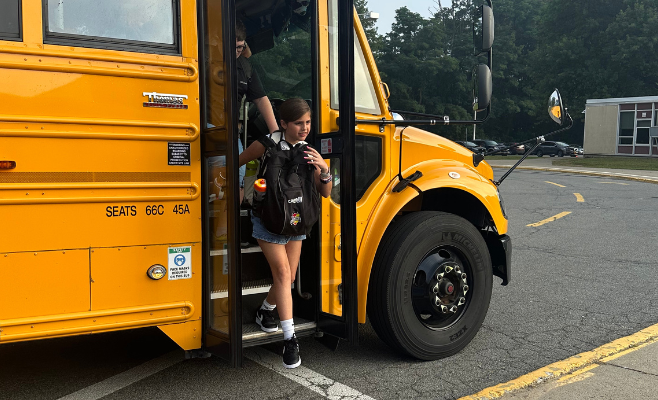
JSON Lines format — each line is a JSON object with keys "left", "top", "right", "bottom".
{"left": 90, "top": 244, "right": 201, "bottom": 320}
{"left": 0, "top": 249, "right": 89, "bottom": 320}
{"left": 0, "top": 301, "right": 193, "bottom": 343}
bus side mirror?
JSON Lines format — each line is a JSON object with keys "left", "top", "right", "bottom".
{"left": 473, "top": 64, "right": 492, "bottom": 112}
{"left": 474, "top": 5, "right": 494, "bottom": 55}
{"left": 548, "top": 89, "right": 565, "bottom": 126}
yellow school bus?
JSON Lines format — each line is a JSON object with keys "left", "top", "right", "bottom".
{"left": 0, "top": 0, "right": 526, "bottom": 366}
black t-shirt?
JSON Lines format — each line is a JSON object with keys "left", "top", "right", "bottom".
{"left": 237, "top": 56, "right": 266, "bottom": 104}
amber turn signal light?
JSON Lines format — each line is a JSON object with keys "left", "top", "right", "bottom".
{"left": 147, "top": 264, "right": 167, "bottom": 280}
{"left": 0, "top": 161, "right": 16, "bottom": 170}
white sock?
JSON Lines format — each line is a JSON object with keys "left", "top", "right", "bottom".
{"left": 281, "top": 319, "right": 295, "bottom": 340}
{"left": 260, "top": 299, "right": 276, "bottom": 311}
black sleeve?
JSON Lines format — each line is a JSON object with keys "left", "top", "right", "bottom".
{"left": 245, "top": 68, "right": 267, "bottom": 103}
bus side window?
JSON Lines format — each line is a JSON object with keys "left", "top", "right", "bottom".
{"left": 0, "top": 0, "right": 21, "bottom": 41}
{"left": 43, "top": 0, "right": 180, "bottom": 55}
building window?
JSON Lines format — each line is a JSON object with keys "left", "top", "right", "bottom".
{"left": 636, "top": 120, "right": 651, "bottom": 145}
{"left": 618, "top": 111, "right": 634, "bottom": 145}
{"left": 618, "top": 103, "right": 656, "bottom": 155}
{"left": 43, "top": 0, "right": 180, "bottom": 55}
{"left": 0, "top": 0, "right": 22, "bottom": 41}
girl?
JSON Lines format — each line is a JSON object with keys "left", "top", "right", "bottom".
{"left": 239, "top": 98, "right": 331, "bottom": 369}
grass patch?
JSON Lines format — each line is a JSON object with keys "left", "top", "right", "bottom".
{"left": 552, "top": 157, "right": 658, "bottom": 170}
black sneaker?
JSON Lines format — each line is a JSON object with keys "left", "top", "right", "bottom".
{"left": 255, "top": 308, "right": 278, "bottom": 333}
{"left": 282, "top": 334, "right": 301, "bottom": 369}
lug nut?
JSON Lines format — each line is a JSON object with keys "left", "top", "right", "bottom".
{"left": 463, "top": 285, "right": 469, "bottom": 294}
{"left": 444, "top": 266, "right": 453, "bottom": 273}
{"left": 449, "top": 306, "right": 457, "bottom": 313}
{"left": 435, "top": 297, "right": 441, "bottom": 306}
{"left": 458, "top": 297, "right": 466, "bottom": 305}
{"left": 436, "top": 272, "right": 444, "bottom": 280}
{"left": 432, "top": 283, "right": 439, "bottom": 294}
{"left": 461, "top": 273, "right": 467, "bottom": 282}
{"left": 441, "top": 305, "right": 448, "bottom": 313}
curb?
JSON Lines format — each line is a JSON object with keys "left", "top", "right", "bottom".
{"left": 490, "top": 165, "right": 658, "bottom": 184}
{"left": 457, "top": 322, "right": 658, "bottom": 400}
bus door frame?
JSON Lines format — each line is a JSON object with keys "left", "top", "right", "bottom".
{"left": 316, "top": 0, "right": 359, "bottom": 345}
{"left": 198, "top": 0, "right": 244, "bottom": 367}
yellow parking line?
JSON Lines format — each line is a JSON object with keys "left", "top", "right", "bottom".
{"left": 458, "top": 323, "right": 658, "bottom": 400}
{"left": 545, "top": 181, "right": 565, "bottom": 187}
{"left": 574, "top": 193, "right": 584, "bottom": 202}
{"left": 527, "top": 211, "right": 572, "bottom": 227}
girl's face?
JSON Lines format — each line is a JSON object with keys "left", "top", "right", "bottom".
{"left": 281, "top": 112, "right": 311, "bottom": 144}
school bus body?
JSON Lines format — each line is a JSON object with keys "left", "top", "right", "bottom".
{"left": 1, "top": 0, "right": 507, "bottom": 359}
{"left": 0, "top": 0, "right": 203, "bottom": 349}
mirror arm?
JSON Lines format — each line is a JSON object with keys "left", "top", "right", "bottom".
{"left": 493, "top": 112, "right": 574, "bottom": 186}
{"left": 363, "top": 106, "right": 491, "bottom": 127}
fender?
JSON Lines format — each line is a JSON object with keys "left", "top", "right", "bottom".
{"left": 357, "top": 161, "right": 507, "bottom": 323}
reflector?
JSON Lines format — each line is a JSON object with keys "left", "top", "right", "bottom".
{"left": 0, "top": 161, "right": 16, "bottom": 169}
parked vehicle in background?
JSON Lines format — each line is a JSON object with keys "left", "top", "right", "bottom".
{"left": 455, "top": 140, "right": 486, "bottom": 154}
{"left": 503, "top": 142, "right": 526, "bottom": 155}
{"left": 531, "top": 141, "right": 574, "bottom": 157}
{"left": 571, "top": 144, "right": 584, "bottom": 156}
{"left": 472, "top": 139, "right": 510, "bottom": 155}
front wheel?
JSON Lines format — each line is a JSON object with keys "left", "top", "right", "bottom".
{"left": 367, "top": 212, "right": 493, "bottom": 360}
{"left": 536, "top": 150, "right": 543, "bottom": 157}
{"left": 557, "top": 150, "right": 564, "bottom": 157}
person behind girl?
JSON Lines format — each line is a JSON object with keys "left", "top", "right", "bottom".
{"left": 239, "top": 98, "right": 331, "bottom": 369}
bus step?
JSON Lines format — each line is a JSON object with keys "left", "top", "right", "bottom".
{"left": 242, "top": 317, "right": 316, "bottom": 347}
{"left": 209, "top": 243, "right": 262, "bottom": 256}
{"left": 211, "top": 279, "right": 294, "bottom": 299}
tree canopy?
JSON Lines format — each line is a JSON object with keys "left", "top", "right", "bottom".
{"left": 357, "top": 0, "right": 658, "bottom": 144}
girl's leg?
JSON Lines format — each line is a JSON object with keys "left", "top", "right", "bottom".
{"left": 264, "top": 239, "right": 303, "bottom": 305}
{"left": 285, "top": 240, "right": 303, "bottom": 285}
{"left": 258, "top": 240, "right": 293, "bottom": 321}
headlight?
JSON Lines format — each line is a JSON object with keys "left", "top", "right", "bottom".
{"left": 497, "top": 188, "right": 507, "bottom": 219}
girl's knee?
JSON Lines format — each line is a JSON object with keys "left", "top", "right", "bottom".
{"left": 271, "top": 265, "right": 291, "bottom": 283}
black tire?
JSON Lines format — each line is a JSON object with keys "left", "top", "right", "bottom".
{"left": 557, "top": 150, "right": 564, "bottom": 157}
{"left": 367, "top": 212, "right": 493, "bottom": 360}
{"left": 536, "top": 150, "right": 543, "bottom": 157}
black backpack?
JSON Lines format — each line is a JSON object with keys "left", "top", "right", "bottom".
{"left": 252, "top": 132, "right": 321, "bottom": 236}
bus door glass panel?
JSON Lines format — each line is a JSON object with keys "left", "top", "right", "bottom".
{"left": 242, "top": 5, "right": 314, "bottom": 144}
{"left": 322, "top": 0, "right": 385, "bottom": 316}
{"left": 0, "top": 0, "right": 21, "bottom": 41}
{"left": 203, "top": 0, "right": 235, "bottom": 340}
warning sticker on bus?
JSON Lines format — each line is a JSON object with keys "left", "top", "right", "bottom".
{"left": 168, "top": 246, "right": 192, "bottom": 280}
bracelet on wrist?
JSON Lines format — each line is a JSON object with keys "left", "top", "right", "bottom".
{"left": 320, "top": 174, "right": 332, "bottom": 184}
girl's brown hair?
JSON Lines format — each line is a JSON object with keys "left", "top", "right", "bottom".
{"left": 278, "top": 98, "right": 311, "bottom": 124}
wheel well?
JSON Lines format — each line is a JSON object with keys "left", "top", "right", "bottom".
{"left": 418, "top": 188, "right": 489, "bottom": 230}
{"left": 394, "top": 188, "right": 509, "bottom": 285}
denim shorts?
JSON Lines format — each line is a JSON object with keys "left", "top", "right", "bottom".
{"left": 251, "top": 214, "right": 306, "bottom": 244}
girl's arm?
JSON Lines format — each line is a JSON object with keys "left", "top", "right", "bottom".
{"left": 239, "top": 140, "right": 266, "bottom": 167}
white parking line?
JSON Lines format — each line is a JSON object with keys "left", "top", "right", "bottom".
{"left": 57, "top": 351, "right": 183, "bottom": 400}
{"left": 246, "top": 347, "right": 376, "bottom": 400}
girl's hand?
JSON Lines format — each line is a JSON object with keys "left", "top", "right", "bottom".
{"left": 304, "top": 147, "right": 328, "bottom": 173}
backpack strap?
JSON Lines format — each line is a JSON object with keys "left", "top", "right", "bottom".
{"left": 257, "top": 130, "right": 283, "bottom": 151}
{"left": 255, "top": 131, "right": 285, "bottom": 178}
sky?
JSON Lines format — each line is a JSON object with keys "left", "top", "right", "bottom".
{"left": 370, "top": 0, "right": 448, "bottom": 34}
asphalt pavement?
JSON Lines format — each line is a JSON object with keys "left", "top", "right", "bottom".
{"left": 460, "top": 156, "right": 658, "bottom": 400}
